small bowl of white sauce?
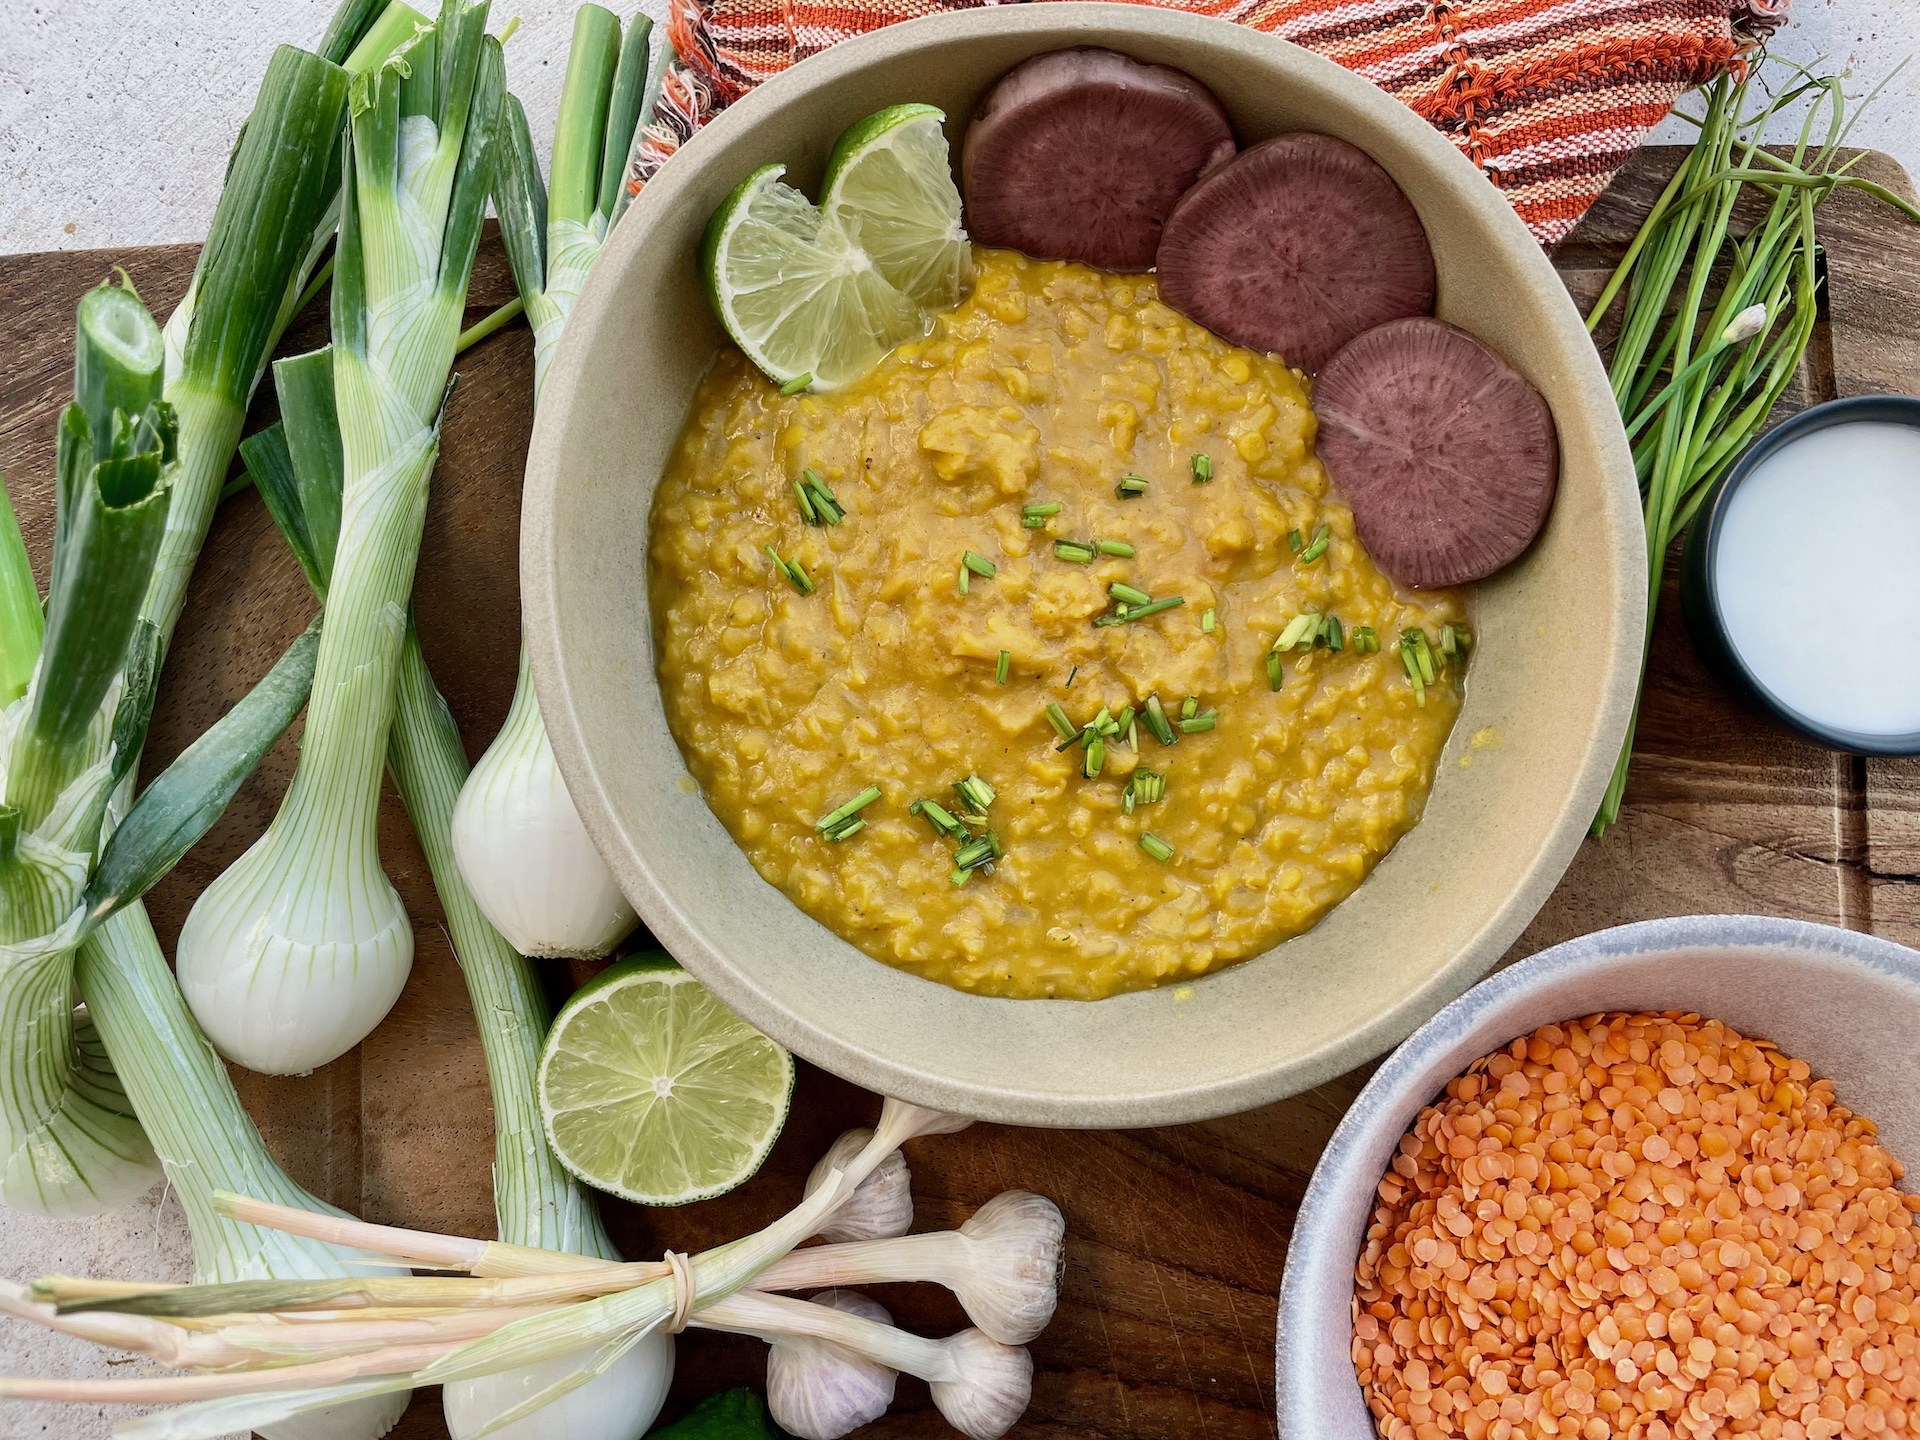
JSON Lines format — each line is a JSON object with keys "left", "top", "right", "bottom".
{"left": 1682, "top": 394, "right": 1920, "bottom": 754}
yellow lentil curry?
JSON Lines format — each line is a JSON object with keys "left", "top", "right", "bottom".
{"left": 649, "top": 248, "right": 1468, "bottom": 1000}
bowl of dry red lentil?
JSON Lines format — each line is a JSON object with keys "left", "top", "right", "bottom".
{"left": 1276, "top": 914, "right": 1920, "bottom": 1440}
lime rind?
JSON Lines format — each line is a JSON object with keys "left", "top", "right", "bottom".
{"left": 821, "top": 105, "right": 972, "bottom": 313}
{"left": 538, "top": 956, "right": 795, "bottom": 1207}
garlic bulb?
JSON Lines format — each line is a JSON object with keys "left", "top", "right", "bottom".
{"left": 450, "top": 651, "right": 636, "bottom": 959}
{"left": 929, "top": 1327, "right": 1034, "bottom": 1440}
{"left": 765, "top": 1290, "right": 897, "bottom": 1440}
{"left": 806, "top": 1129, "right": 912, "bottom": 1242}
{"left": 442, "top": 1331, "right": 674, "bottom": 1440}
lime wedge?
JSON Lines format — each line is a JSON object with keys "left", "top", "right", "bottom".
{"left": 821, "top": 103, "right": 973, "bottom": 313}
{"left": 700, "top": 162, "right": 925, "bottom": 392}
{"left": 538, "top": 954, "right": 794, "bottom": 1206}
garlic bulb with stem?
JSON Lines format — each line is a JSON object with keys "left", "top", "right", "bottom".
{"left": 806, "top": 1128, "right": 913, "bottom": 1243}
{"left": 754, "top": 1189, "right": 1066, "bottom": 1344}
{"left": 763, "top": 1289, "right": 896, "bottom": 1440}
{"left": 694, "top": 1289, "right": 1032, "bottom": 1440}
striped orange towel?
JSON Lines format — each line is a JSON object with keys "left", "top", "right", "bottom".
{"left": 629, "top": 0, "right": 1784, "bottom": 246}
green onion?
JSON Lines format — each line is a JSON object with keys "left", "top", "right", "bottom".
{"left": 766, "top": 546, "right": 814, "bottom": 595}
{"left": 1093, "top": 595, "right": 1185, "bottom": 627}
{"left": 1287, "top": 528, "right": 1303, "bottom": 553}
{"left": 792, "top": 479, "right": 818, "bottom": 524}
{"left": 1114, "top": 474, "right": 1148, "bottom": 499}
{"left": 1143, "top": 694, "right": 1176, "bottom": 746}
{"left": 1266, "top": 650, "right": 1284, "bottom": 691}
{"left": 1139, "top": 834, "right": 1174, "bottom": 863}
{"left": 1065, "top": 664, "right": 1078, "bottom": 689}
{"left": 823, "top": 818, "right": 866, "bottom": 842}
{"left": 1190, "top": 454, "right": 1213, "bottom": 483}
{"left": 1054, "top": 539, "right": 1095, "bottom": 564}
{"left": 1044, "top": 703, "right": 1078, "bottom": 742}
{"left": 953, "top": 774, "right": 996, "bottom": 813}
{"left": 1275, "top": 612, "right": 1319, "bottom": 650}
{"left": 1399, "top": 631, "right": 1434, "bottom": 706}
{"left": 1180, "top": 696, "right": 1199, "bottom": 721}
{"left": 1109, "top": 582, "right": 1153, "bottom": 607}
{"left": 1179, "top": 710, "right": 1218, "bottom": 734}
{"left": 779, "top": 373, "right": 812, "bottom": 395}
{"left": 816, "top": 786, "right": 881, "bottom": 835}
{"left": 996, "top": 650, "right": 1011, "bottom": 684}
{"left": 1095, "top": 539, "right": 1134, "bottom": 558}
{"left": 1114, "top": 705, "right": 1135, "bottom": 738}
{"left": 952, "top": 834, "right": 998, "bottom": 870}
{"left": 957, "top": 561, "right": 969, "bottom": 596}
{"left": 1440, "top": 622, "right": 1472, "bottom": 659}
{"left": 1322, "top": 614, "right": 1345, "bottom": 652}
{"left": 1021, "top": 502, "right": 1061, "bottom": 528}
{"left": 910, "top": 798, "right": 969, "bottom": 841}
{"left": 962, "top": 550, "right": 996, "bottom": 579}
{"left": 801, "top": 468, "right": 843, "bottom": 524}
{"left": 1298, "top": 524, "right": 1331, "bottom": 564}
{"left": 1083, "top": 734, "right": 1106, "bottom": 778}
{"left": 1122, "top": 769, "right": 1165, "bottom": 815}
{"left": 1202, "top": 608, "right": 1216, "bottom": 634}
{"left": 950, "top": 866, "right": 973, "bottom": 887}
{"left": 1351, "top": 625, "right": 1380, "bottom": 654}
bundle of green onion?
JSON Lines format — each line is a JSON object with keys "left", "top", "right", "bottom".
{"left": 1588, "top": 59, "right": 1919, "bottom": 835}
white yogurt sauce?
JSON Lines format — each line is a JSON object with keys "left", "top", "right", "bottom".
{"left": 1714, "top": 420, "right": 1920, "bottom": 738}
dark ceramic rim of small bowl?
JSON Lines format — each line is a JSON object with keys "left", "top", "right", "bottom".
{"left": 1681, "top": 393, "right": 1920, "bottom": 757}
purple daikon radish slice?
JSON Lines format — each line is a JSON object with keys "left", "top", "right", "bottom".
{"left": 961, "top": 47, "right": 1235, "bottom": 271}
{"left": 1156, "top": 133, "right": 1435, "bottom": 372}
{"left": 1313, "top": 317, "right": 1558, "bottom": 589}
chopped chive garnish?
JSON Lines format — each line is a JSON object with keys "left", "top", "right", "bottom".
{"left": 1180, "top": 696, "right": 1199, "bottom": 721}
{"left": 1190, "top": 453, "right": 1214, "bottom": 483}
{"left": 1096, "top": 539, "right": 1134, "bottom": 558}
{"left": 816, "top": 786, "right": 881, "bottom": 834}
{"left": 1045, "top": 702, "right": 1078, "bottom": 742}
{"left": 1143, "top": 694, "right": 1176, "bottom": 746}
{"left": 1287, "top": 528, "right": 1304, "bottom": 553}
{"left": 1202, "top": 608, "right": 1216, "bottom": 633}
{"left": 1086, "top": 707, "right": 1113, "bottom": 739}
{"left": 1178, "top": 710, "right": 1217, "bottom": 734}
{"left": 1109, "top": 582, "right": 1153, "bottom": 607}
{"left": 910, "top": 798, "right": 969, "bottom": 841}
{"left": 1322, "top": 614, "right": 1345, "bottom": 652}
{"left": 954, "top": 775, "right": 996, "bottom": 813}
{"left": 1440, "top": 622, "right": 1473, "bottom": 658}
{"left": 957, "top": 561, "right": 970, "bottom": 596}
{"left": 766, "top": 546, "right": 814, "bottom": 595}
{"left": 1054, "top": 539, "right": 1096, "bottom": 564}
{"left": 950, "top": 866, "right": 973, "bottom": 887}
{"left": 953, "top": 834, "right": 998, "bottom": 870}
{"left": 963, "top": 550, "right": 997, "bottom": 579}
{"left": 1115, "top": 705, "right": 1136, "bottom": 738}
{"left": 1114, "top": 474, "right": 1148, "bottom": 499}
{"left": 1266, "top": 650, "right": 1284, "bottom": 691}
{"left": 779, "top": 373, "right": 812, "bottom": 396}
{"left": 792, "top": 479, "right": 818, "bottom": 524}
{"left": 1352, "top": 625, "right": 1380, "bottom": 654}
{"left": 1123, "top": 769, "right": 1165, "bottom": 814}
{"left": 1065, "top": 665, "right": 1078, "bottom": 689}
{"left": 1022, "top": 502, "right": 1063, "bottom": 528}
{"left": 996, "top": 650, "right": 1011, "bottom": 684}
{"left": 823, "top": 817, "right": 865, "bottom": 841}
{"left": 1083, "top": 734, "right": 1105, "bottom": 778}
{"left": 1093, "top": 595, "right": 1186, "bottom": 627}
{"left": 1299, "top": 523, "right": 1331, "bottom": 565}
{"left": 1127, "top": 719, "right": 1139, "bottom": 750}
{"left": 802, "top": 469, "right": 843, "bottom": 524}
{"left": 1140, "top": 833, "right": 1174, "bottom": 863}
{"left": 1275, "top": 612, "right": 1320, "bottom": 651}
{"left": 1403, "top": 628, "right": 1436, "bottom": 684}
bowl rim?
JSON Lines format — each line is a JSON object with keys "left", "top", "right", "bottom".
{"left": 1681, "top": 394, "right": 1920, "bottom": 757}
{"left": 522, "top": 1, "right": 1645, "bottom": 1126}
{"left": 1273, "top": 914, "right": 1920, "bottom": 1435}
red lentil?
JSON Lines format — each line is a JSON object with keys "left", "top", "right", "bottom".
{"left": 1353, "top": 1012, "right": 1920, "bottom": 1440}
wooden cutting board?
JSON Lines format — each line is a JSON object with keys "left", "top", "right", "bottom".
{"left": 1, "top": 146, "right": 1916, "bottom": 1439}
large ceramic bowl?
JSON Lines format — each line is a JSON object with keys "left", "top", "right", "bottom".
{"left": 522, "top": 4, "right": 1644, "bottom": 1126}
{"left": 1275, "top": 915, "right": 1920, "bottom": 1436}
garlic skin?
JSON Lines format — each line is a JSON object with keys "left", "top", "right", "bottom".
{"left": 930, "top": 1328, "right": 1034, "bottom": 1440}
{"left": 765, "top": 1290, "right": 897, "bottom": 1440}
{"left": 442, "top": 1331, "right": 674, "bottom": 1440}
{"left": 807, "top": 1129, "right": 912, "bottom": 1242}
{"left": 947, "top": 1191, "right": 1066, "bottom": 1345}
{"left": 450, "top": 652, "right": 637, "bottom": 960}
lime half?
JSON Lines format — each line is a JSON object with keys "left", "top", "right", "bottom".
{"left": 538, "top": 954, "right": 794, "bottom": 1206}
{"left": 821, "top": 103, "right": 972, "bottom": 313}
{"left": 700, "top": 162, "right": 924, "bottom": 392}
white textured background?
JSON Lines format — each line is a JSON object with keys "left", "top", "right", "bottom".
{"left": 0, "top": 0, "right": 1916, "bottom": 1436}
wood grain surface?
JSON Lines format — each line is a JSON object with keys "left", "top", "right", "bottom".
{"left": 0, "top": 146, "right": 1916, "bottom": 1440}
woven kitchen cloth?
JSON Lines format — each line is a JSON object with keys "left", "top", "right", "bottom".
{"left": 628, "top": 0, "right": 1782, "bottom": 246}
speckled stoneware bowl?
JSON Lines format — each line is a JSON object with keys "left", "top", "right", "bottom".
{"left": 522, "top": 4, "right": 1645, "bottom": 1126}
{"left": 1275, "top": 915, "right": 1920, "bottom": 1436}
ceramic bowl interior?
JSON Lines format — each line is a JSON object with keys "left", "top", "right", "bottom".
{"left": 1274, "top": 915, "right": 1920, "bottom": 1436}
{"left": 522, "top": 3, "right": 1645, "bottom": 1126}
